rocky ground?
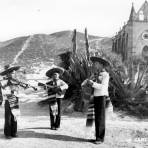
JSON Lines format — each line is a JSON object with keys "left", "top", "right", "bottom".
{"left": 0, "top": 88, "right": 148, "bottom": 148}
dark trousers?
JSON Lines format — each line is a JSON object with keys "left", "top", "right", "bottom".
{"left": 49, "top": 98, "right": 61, "bottom": 128}
{"left": 94, "top": 96, "right": 106, "bottom": 142}
{"left": 4, "top": 100, "right": 17, "bottom": 137}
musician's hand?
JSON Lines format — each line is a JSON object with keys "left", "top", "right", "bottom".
{"left": 25, "top": 84, "right": 29, "bottom": 89}
{"left": 87, "top": 80, "right": 94, "bottom": 86}
{"left": 54, "top": 87, "right": 61, "bottom": 93}
{"left": 81, "top": 79, "right": 88, "bottom": 87}
{"left": 34, "top": 88, "right": 38, "bottom": 91}
{"left": 38, "top": 82, "right": 42, "bottom": 86}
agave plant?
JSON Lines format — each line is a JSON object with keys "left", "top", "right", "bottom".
{"left": 109, "top": 58, "right": 148, "bottom": 104}
{"left": 110, "top": 63, "right": 148, "bottom": 117}
{"left": 59, "top": 51, "right": 92, "bottom": 111}
{"left": 67, "top": 54, "right": 92, "bottom": 110}
{"left": 58, "top": 51, "right": 72, "bottom": 70}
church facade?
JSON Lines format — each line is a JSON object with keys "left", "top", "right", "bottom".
{"left": 112, "top": 1, "right": 148, "bottom": 61}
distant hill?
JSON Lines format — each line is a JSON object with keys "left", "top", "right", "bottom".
{"left": 100, "top": 37, "right": 112, "bottom": 51}
{"left": 0, "top": 30, "right": 112, "bottom": 70}
{"left": 0, "top": 36, "right": 29, "bottom": 66}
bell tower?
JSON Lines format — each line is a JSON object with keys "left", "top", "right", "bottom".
{"left": 112, "top": 1, "right": 148, "bottom": 60}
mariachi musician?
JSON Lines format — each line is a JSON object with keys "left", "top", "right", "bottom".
{"left": 38, "top": 67, "right": 68, "bottom": 130}
{"left": 0, "top": 65, "right": 37, "bottom": 138}
{"left": 82, "top": 57, "right": 110, "bottom": 144}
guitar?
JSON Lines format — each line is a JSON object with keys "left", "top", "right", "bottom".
{"left": 38, "top": 82, "right": 66, "bottom": 96}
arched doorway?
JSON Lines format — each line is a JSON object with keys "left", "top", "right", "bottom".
{"left": 142, "top": 46, "right": 148, "bottom": 58}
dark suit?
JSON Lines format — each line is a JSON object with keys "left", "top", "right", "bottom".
{"left": 2, "top": 79, "right": 19, "bottom": 137}
{"left": 4, "top": 100, "right": 17, "bottom": 137}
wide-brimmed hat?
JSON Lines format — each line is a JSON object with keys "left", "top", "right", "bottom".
{"left": 46, "top": 67, "right": 64, "bottom": 78}
{"left": 0, "top": 65, "right": 20, "bottom": 76}
{"left": 90, "top": 56, "right": 110, "bottom": 67}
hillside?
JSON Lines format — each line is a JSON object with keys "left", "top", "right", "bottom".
{"left": 0, "top": 30, "right": 112, "bottom": 70}
{"left": 0, "top": 36, "right": 29, "bottom": 66}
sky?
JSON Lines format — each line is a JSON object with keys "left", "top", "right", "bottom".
{"left": 0, "top": 0, "right": 146, "bottom": 41}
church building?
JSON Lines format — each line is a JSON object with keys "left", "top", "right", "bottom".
{"left": 112, "top": 1, "right": 148, "bottom": 61}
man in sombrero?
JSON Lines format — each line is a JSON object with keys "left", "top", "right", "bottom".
{"left": 0, "top": 64, "right": 29, "bottom": 138}
{"left": 44, "top": 67, "right": 68, "bottom": 130}
{"left": 85, "top": 56, "right": 110, "bottom": 144}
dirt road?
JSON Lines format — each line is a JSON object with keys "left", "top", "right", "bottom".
{"left": 0, "top": 90, "right": 148, "bottom": 148}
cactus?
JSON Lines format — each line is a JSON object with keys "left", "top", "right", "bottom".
{"left": 85, "top": 28, "right": 90, "bottom": 60}
{"left": 72, "top": 29, "right": 77, "bottom": 56}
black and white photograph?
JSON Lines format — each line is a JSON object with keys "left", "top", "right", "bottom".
{"left": 0, "top": 0, "right": 148, "bottom": 147}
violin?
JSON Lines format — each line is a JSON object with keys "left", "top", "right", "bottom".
{"left": 4, "top": 77, "right": 37, "bottom": 91}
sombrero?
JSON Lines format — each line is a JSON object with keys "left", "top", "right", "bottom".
{"left": 46, "top": 67, "right": 64, "bottom": 78}
{"left": 0, "top": 65, "right": 20, "bottom": 76}
{"left": 90, "top": 56, "right": 110, "bottom": 67}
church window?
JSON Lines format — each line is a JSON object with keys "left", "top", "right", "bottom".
{"left": 142, "top": 46, "right": 148, "bottom": 58}
{"left": 139, "top": 11, "right": 144, "bottom": 21}
{"left": 143, "top": 34, "right": 148, "bottom": 39}
{"left": 142, "top": 31, "right": 148, "bottom": 40}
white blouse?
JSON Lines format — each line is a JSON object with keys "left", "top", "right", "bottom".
{"left": 92, "top": 71, "right": 109, "bottom": 97}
